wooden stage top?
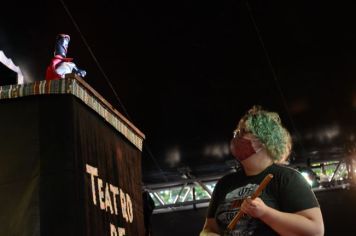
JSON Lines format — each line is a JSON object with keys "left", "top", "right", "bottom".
{"left": 0, "top": 75, "right": 145, "bottom": 151}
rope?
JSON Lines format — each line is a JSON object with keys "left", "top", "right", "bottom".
{"left": 59, "top": 0, "right": 130, "bottom": 119}
{"left": 59, "top": 0, "right": 169, "bottom": 182}
{"left": 245, "top": 0, "right": 306, "bottom": 157}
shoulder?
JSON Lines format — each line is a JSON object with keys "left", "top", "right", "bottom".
{"left": 215, "top": 169, "right": 244, "bottom": 188}
{"left": 211, "top": 169, "right": 245, "bottom": 199}
{"left": 269, "top": 164, "right": 307, "bottom": 184}
{"left": 270, "top": 163, "right": 303, "bottom": 176}
{"left": 270, "top": 164, "right": 314, "bottom": 191}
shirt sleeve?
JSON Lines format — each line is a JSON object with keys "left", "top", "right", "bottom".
{"left": 278, "top": 169, "right": 319, "bottom": 213}
{"left": 207, "top": 176, "right": 225, "bottom": 218}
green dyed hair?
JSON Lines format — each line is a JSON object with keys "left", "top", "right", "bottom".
{"left": 238, "top": 106, "right": 292, "bottom": 162}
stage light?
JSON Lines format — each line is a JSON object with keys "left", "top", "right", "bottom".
{"left": 165, "top": 147, "right": 181, "bottom": 167}
{"left": 203, "top": 143, "right": 229, "bottom": 159}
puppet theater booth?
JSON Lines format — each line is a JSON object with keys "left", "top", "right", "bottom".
{"left": 0, "top": 76, "right": 145, "bottom": 236}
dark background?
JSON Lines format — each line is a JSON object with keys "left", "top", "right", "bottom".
{"left": 0, "top": 95, "right": 145, "bottom": 235}
{"left": 1, "top": 0, "right": 356, "bottom": 185}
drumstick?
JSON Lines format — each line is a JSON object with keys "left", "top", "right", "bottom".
{"left": 227, "top": 174, "right": 274, "bottom": 231}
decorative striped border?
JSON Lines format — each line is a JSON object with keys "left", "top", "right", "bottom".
{"left": 0, "top": 79, "right": 144, "bottom": 151}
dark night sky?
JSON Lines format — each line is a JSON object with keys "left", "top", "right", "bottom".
{"left": 1, "top": 0, "right": 356, "bottom": 184}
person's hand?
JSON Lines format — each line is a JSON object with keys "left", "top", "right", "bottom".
{"left": 240, "top": 197, "right": 269, "bottom": 219}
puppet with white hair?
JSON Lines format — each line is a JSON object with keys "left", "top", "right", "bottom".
{"left": 45, "top": 34, "right": 86, "bottom": 80}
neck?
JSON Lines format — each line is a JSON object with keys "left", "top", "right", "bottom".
{"left": 241, "top": 149, "right": 274, "bottom": 176}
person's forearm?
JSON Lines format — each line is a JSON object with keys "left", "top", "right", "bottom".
{"left": 260, "top": 207, "right": 323, "bottom": 236}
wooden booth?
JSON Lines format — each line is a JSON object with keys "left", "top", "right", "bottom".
{"left": 0, "top": 76, "right": 145, "bottom": 236}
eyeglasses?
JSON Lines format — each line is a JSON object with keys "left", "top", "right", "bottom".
{"left": 233, "top": 128, "right": 247, "bottom": 138}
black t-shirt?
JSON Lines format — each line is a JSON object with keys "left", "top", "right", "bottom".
{"left": 207, "top": 164, "right": 319, "bottom": 235}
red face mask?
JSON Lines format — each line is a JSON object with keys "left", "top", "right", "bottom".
{"left": 230, "top": 136, "right": 259, "bottom": 161}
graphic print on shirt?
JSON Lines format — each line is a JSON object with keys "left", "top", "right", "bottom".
{"left": 216, "top": 183, "right": 259, "bottom": 235}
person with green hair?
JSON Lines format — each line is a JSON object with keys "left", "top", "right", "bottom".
{"left": 200, "top": 106, "right": 324, "bottom": 236}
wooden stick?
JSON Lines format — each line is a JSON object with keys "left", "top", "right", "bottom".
{"left": 227, "top": 174, "right": 274, "bottom": 231}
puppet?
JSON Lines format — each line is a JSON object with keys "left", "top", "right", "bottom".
{"left": 45, "top": 34, "right": 86, "bottom": 80}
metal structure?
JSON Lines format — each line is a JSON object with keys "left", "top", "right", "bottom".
{"left": 146, "top": 157, "right": 356, "bottom": 214}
